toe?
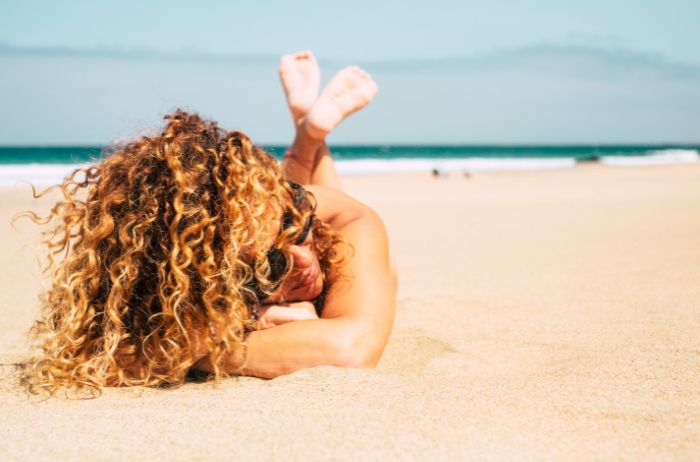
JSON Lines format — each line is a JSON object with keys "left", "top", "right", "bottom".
{"left": 280, "top": 54, "right": 294, "bottom": 67}
{"left": 346, "top": 66, "right": 371, "bottom": 80}
{"left": 368, "top": 80, "right": 379, "bottom": 95}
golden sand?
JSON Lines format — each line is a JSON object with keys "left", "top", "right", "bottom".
{"left": 1, "top": 163, "right": 699, "bottom": 460}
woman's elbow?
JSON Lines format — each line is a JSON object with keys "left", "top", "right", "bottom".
{"left": 331, "top": 326, "right": 385, "bottom": 369}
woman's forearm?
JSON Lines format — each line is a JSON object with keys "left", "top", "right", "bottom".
{"left": 194, "top": 317, "right": 372, "bottom": 379}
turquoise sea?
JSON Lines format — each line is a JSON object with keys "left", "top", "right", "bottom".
{"left": 1, "top": 145, "right": 699, "bottom": 164}
{"left": 0, "top": 145, "right": 698, "bottom": 186}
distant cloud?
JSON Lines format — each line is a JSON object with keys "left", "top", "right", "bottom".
{"left": 0, "top": 42, "right": 278, "bottom": 64}
{"left": 362, "top": 44, "right": 700, "bottom": 80}
{"left": 3, "top": 41, "right": 698, "bottom": 80}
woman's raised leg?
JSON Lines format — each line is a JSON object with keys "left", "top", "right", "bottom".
{"left": 279, "top": 52, "right": 377, "bottom": 189}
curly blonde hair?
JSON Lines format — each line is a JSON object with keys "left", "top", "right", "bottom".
{"left": 19, "top": 110, "right": 345, "bottom": 394}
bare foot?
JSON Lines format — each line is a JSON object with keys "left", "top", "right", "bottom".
{"left": 279, "top": 51, "right": 321, "bottom": 123}
{"left": 303, "top": 66, "right": 378, "bottom": 140}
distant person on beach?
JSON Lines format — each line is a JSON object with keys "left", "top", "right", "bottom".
{"left": 21, "top": 51, "right": 396, "bottom": 392}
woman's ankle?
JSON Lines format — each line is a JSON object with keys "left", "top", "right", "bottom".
{"left": 283, "top": 148, "right": 317, "bottom": 171}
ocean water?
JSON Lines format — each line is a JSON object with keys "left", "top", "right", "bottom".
{"left": 0, "top": 145, "right": 698, "bottom": 186}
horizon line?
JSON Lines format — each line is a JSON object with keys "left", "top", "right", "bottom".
{"left": 1, "top": 142, "right": 699, "bottom": 148}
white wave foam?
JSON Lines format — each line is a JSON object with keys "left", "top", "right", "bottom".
{"left": 599, "top": 149, "right": 699, "bottom": 167}
{"left": 335, "top": 157, "right": 577, "bottom": 176}
{"left": 1, "top": 151, "right": 695, "bottom": 186}
{"left": 0, "top": 158, "right": 579, "bottom": 186}
{"left": 0, "top": 163, "right": 87, "bottom": 188}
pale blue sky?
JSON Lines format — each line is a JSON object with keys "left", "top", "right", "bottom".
{"left": 1, "top": 0, "right": 699, "bottom": 144}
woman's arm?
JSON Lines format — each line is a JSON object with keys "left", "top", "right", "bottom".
{"left": 194, "top": 186, "right": 396, "bottom": 378}
{"left": 196, "top": 317, "right": 371, "bottom": 379}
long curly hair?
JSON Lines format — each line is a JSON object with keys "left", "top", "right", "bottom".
{"left": 18, "top": 110, "right": 345, "bottom": 394}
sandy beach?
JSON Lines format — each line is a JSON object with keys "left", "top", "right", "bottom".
{"left": 1, "top": 163, "right": 699, "bottom": 460}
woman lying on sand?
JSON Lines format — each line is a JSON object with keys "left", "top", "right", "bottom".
{"left": 22, "top": 51, "right": 396, "bottom": 392}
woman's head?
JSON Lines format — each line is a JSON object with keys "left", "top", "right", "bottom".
{"left": 21, "top": 110, "right": 343, "bottom": 393}
{"left": 247, "top": 181, "right": 326, "bottom": 303}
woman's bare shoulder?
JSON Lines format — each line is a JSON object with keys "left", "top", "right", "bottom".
{"left": 305, "top": 185, "right": 375, "bottom": 229}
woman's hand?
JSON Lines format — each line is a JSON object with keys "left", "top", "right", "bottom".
{"left": 256, "top": 301, "right": 318, "bottom": 329}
